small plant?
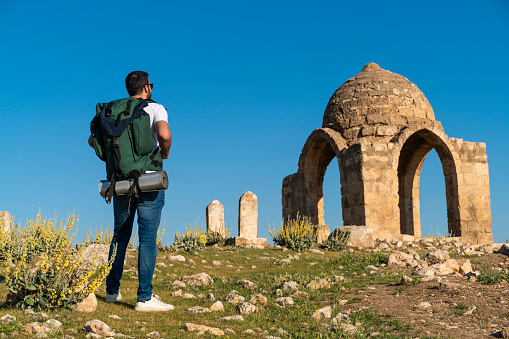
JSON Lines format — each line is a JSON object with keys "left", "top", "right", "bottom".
{"left": 205, "top": 225, "right": 231, "bottom": 246}
{"left": 156, "top": 224, "right": 165, "bottom": 250}
{"left": 427, "top": 225, "right": 451, "bottom": 239}
{"left": 320, "top": 229, "right": 350, "bottom": 251}
{"left": 2, "top": 212, "right": 116, "bottom": 310}
{"left": 85, "top": 227, "right": 113, "bottom": 245}
{"left": 477, "top": 267, "right": 509, "bottom": 285}
{"left": 269, "top": 214, "right": 317, "bottom": 252}
{"left": 174, "top": 220, "right": 206, "bottom": 252}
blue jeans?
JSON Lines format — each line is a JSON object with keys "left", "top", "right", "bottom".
{"left": 106, "top": 190, "right": 164, "bottom": 302}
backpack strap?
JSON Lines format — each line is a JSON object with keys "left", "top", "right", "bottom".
{"left": 104, "top": 136, "right": 122, "bottom": 204}
{"left": 126, "top": 170, "right": 142, "bottom": 200}
{"left": 149, "top": 147, "right": 163, "bottom": 168}
{"left": 100, "top": 99, "right": 148, "bottom": 137}
{"left": 116, "top": 99, "right": 133, "bottom": 126}
{"left": 105, "top": 101, "right": 114, "bottom": 117}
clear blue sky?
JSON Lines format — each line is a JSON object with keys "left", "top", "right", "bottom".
{"left": 1, "top": 1, "right": 508, "bottom": 244}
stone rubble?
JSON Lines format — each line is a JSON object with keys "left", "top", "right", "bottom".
{"left": 237, "top": 302, "right": 258, "bottom": 314}
{"left": 3, "top": 233, "right": 507, "bottom": 338}
{"left": 219, "top": 315, "right": 244, "bottom": 322}
{"left": 281, "top": 281, "right": 299, "bottom": 290}
{"left": 249, "top": 293, "right": 268, "bottom": 307}
{"left": 181, "top": 272, "right": 214, "bottom": 286}
{"left": 225, "top": 290, "right": 245, "bottom": 304}
{"left": 274, "top": 297, "right": 294, "bottom": 307}
{"left": 307, "top": 278, "right": 330, "bottom": 289}
{"left": 312, "top": 306, "right": 333, "bottom": 319}
{"left": 83, "top": 319, "right": 115, "bottom": 337}
{"left": 185, "top": 322, "right": 224, "bottom": 336}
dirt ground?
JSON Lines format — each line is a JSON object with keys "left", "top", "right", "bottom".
{"left": 341, "top": 253, "right": 509, "bottom": 338}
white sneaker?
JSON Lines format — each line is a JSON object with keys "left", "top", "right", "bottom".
{"left": 135, "top": 294, "right": 174, "bottom": 312}
{"left": 105, "top": 291, "right": 122, "bottom": 303}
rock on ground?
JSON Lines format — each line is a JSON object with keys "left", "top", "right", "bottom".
{"left": 274, "top": 297, "right": 294, "bottom": 307}
{"left": 186, "top": 306, "right": 211, "bottom": 314}
{"left": 83, "top": 319, "right": 115, "bottom": 337}
{"left": 312, "top": 306, "right": 332, "bottom": 319}
{"left": 237, "top": 302, "right": 258, "bottom": 314}
{"left": 237, "top": 279, "right": 257, "bottom": 288}
{"left": 281, "top": 281, "right": 299, "bottom": 290}
{"left": 225, "top": 290, "right": 244, "bottom": 303}
{"left": 169, "top": 255, "right": 186, "bottom": 262}
{"left": 210, "top": 300, "right": 225, "bottom": 311}
{"left": 185, "top": 323, "right": 224, "bottom": 336}
{"left": 306, "top": 278, "right": 330, "bottom": 289}
{"left": 77, "top": 293, "right": 97, "bottom": 313}
{"left": 249, "top": 294, "right": 268, "bottom": 307}
{"left": 0, "top": 315, "right": 15, "bottom": 324}
{"left": 219, "top": 315, "right": 244, "bottom": 322}
{"left": 182, "top": 272, "right": 214, "bottom": 286}
{"left": 25, "top": 322, "right": 49, "bottom": 335}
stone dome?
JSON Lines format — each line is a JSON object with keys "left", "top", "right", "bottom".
{"left": 322, "top": 63, "right": 435, "bottom": 140}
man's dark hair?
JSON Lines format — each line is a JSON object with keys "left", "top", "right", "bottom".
{"left": 125, "top": 71, "right": 149, "bottom": 96}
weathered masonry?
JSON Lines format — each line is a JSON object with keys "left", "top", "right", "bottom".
{"left": 282, "top": 63, "right": 492, "bottom": 244}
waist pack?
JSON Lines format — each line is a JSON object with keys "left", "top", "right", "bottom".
{"left": 90, "top": 97, "right": 163, "bottom": 203}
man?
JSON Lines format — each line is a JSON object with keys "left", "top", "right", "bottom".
{"left": 88, "top": 71, "right": 173, "bottom": 311}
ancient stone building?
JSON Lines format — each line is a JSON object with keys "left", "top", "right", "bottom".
{"left": 282, "top": 63, "right": 493, "bottom": 244}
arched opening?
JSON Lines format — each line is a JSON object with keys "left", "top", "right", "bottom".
{"left": 398, "top": 129, "right": 460, "bottom": 237}
{"left": 419, "top": 150, "right": 448, "bottom": 237}
{"left": 296, "top": 129, "right": 347, "bottom": 226}
{"left": 322, "top": 157, "right": 343, "bottom": 229}
{"left": 301, "top": 138, "right": 337, "bottom": 226}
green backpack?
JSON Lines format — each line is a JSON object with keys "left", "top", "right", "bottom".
{"left": 90, "top": 97, "right": 163, "bottom": 203}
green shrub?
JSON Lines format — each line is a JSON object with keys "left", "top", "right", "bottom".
{"left": 320, "top": 230, "right": 350, "bottom": 251}
{"left": 156, "top": 225, "right": 165, "bottom": 250}
{"left": 174, "top": 221, "right": 206, "bottom": 252}
{"left": 478, "top": 267, "right": 509, "bottom": 285}
{"left": 1, "top": 212, "right": 116, "bottom": 310}
{"left": 269, "top": 214, "right": 317, "bottom": 252}
{"left": 0, "top": 212, "right": 66, "bottom": 263}
{"left": 205, "top": 226, "right": 231, "bottom": 246}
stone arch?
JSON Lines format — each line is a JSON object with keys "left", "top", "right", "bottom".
{"left": 394, "top": 125, "right": 461, "bottom": 237}
{"left": 294, "top": 128, "right": 348, "bottom": 225}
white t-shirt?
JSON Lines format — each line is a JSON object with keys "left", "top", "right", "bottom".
{"left": 144, "top": 101, "right": 168, "bottom": 155}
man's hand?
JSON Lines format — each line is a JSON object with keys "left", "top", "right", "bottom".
{"left": 88, "top": 135, "right": 94, "bottom": 148}
{"left": 156, "top": 121, "right": 172, "bottom": 159}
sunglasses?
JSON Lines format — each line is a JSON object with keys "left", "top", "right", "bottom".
{"left": 146, "top": 83, "right": 154, "bottom": 89}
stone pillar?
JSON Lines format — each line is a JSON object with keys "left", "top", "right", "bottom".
{"left": 206, "top": 200, "right": 225, "bottom": 235}
{"left": 338, "top": 144, "right": 366, "bottom": 227}
{"left": 359, "top": 142, "right": 400, "bottom": 240}
{"left": 282, "top": 173, "right": 302, "bottom": 221}
{"left": 315, "top": 224, "right": 330, "bottom": 244}
{"left": 239, "top": 191, "right": 258, "bottom": 238}
{"left": 449, "top": 139, "right": 493, "bottom": 244}
{"left": 0, "top": 211, "right": 11, "bottom": 235}
{"left": 226, "top": 191, "right": 267, "bottom": 248}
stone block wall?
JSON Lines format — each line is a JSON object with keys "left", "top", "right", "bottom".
{"left": 449, "top": 138, "right": 492, "bottom": 244}
{"left": 358, "top": 142, "right": 400, "bottom": 239}
{"left": 282, "top": 173, "right": 304, "bottom": 221}
{"left": 338, "top": 144, "right": 365, "bottom": 227}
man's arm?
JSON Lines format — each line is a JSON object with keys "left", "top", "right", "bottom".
{"left": 88, "top": 135, "right": 94, "bottom": 148}
{"left": 156, "top": 120, "right": 172, "bottom": 159}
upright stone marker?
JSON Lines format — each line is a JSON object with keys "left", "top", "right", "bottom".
{"left": 239, "top": 191, "right": 258, "bottom": 238}
{"left": 206, "top": 200, "right": 225, "bottom": 235}
{"left": 0, "top": 211, "right": 12, "bottom": 235}
{"left": 226, "top": 191, "right": 267, "bottom": 248}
